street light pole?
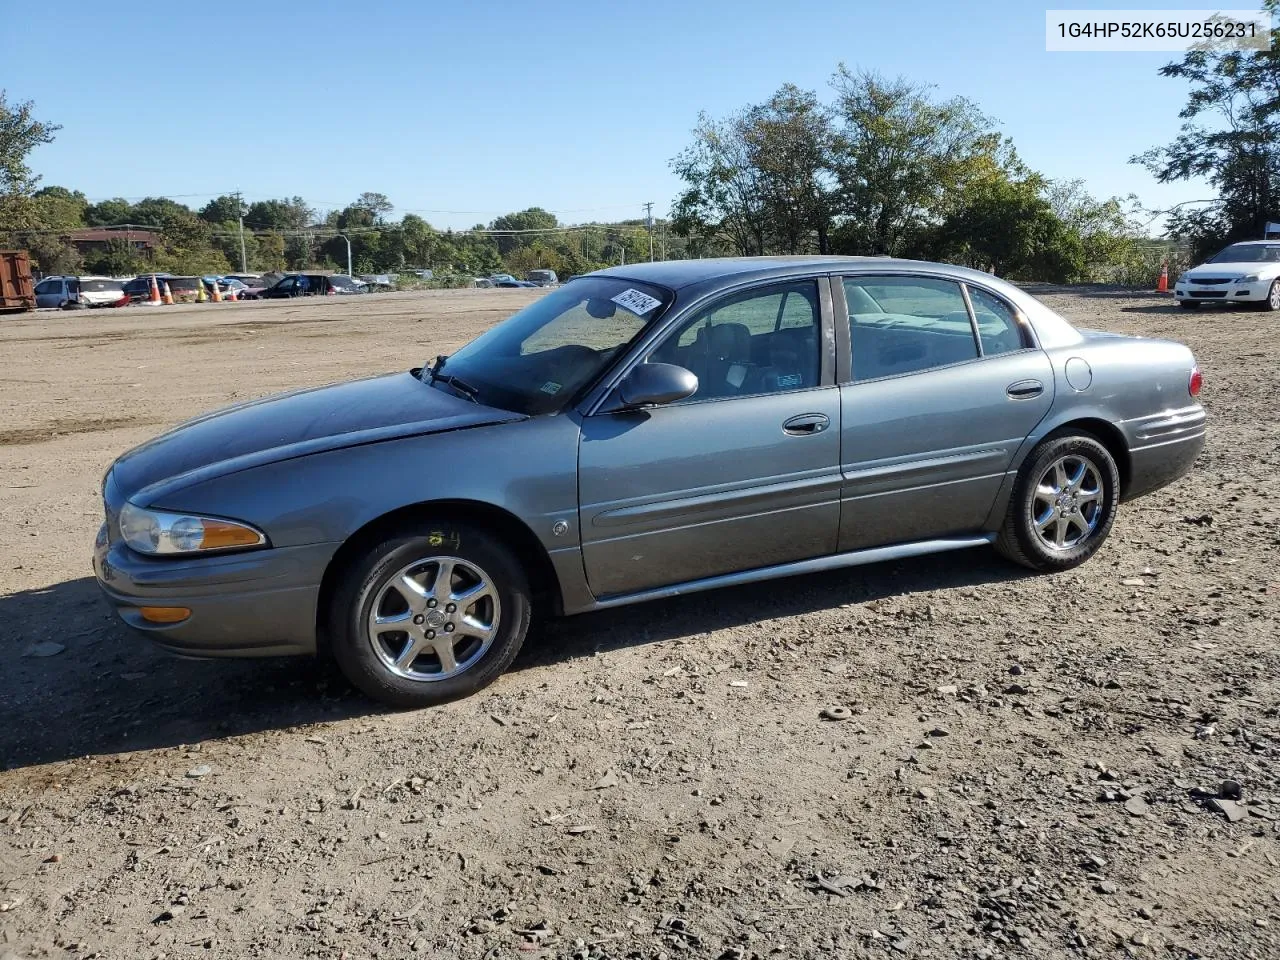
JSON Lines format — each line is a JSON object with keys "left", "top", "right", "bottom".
{"left": 337, "top": 234, "right": 352, "bottom": 276}
{"left": 235, "top": 191, "right": 248, "bottom": 272}
{"left": 644, "top": 202, "right": 654, "bottom": 262}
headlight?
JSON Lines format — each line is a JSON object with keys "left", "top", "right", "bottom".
{"left": 1240, "top": 273, "right": 1262, "bottom": 282}
{"left": 119, "top": 502, "right": 267, "bottom": 555}
{"left": 1177, "top": 273, "right": 1190, "bottom": 284}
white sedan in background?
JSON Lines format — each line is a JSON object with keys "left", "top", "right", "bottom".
{"left": 1175, "top": 241, "right": 1280, "bottom": 311}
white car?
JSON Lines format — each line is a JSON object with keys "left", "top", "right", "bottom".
{"left": 1174, "top": 240, "right": 1280, "bottom": 311}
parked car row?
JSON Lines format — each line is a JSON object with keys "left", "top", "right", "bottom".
{"left": 474, "top": 270, "right": 559, "bottom": 289}
{"left": 34, "top": 275, "right": 129, "bottom": 309}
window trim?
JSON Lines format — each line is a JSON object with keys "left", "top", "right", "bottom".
{"left": 960, "top": 280, "right": 1039, "bottom": 352}
{"left": 582, "top": 275, "right": 836, "bottom": 416}
{"left": 835, "top": 272, "right": 1040, "bottom": 385}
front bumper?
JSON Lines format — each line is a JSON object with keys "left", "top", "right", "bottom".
{"left": 1174, "top": 278, "right": 1271, "bottom": 303}
{"left": 92, "top": 527, "right": 339, "bottom": 657}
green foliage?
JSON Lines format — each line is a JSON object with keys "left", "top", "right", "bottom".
{"left": 489, "top": 207, "right": 559, "bottom": 256}
{"left": 83, "top": 197, "right": 134, "bottom": 226}
{"left": 669, "top": 66, "right": 1141, "bottom": 281}
{"left": 83, "top": 238, "right": 145, "bottom": 276}
{"left": 1133, "top": 0, "right": 1279, "bottom": 259}
{"left": 199, "top": 194, "right": 245, "bottom": 224}
{"left": 0, "top": 91, "right": 61, "bottom": 231}
{"left": 244, "top": 197, "right": 313, "bottom": 232}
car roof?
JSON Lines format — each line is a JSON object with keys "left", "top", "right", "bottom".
{"left": 1221, "top": 240, "right": 1279, "bottom": 245}
{"left": 589, "top": 255, "right": 1084, "bottom": 349}
{"left": 590, "top": 256, "right": 1022, "bottom": 291}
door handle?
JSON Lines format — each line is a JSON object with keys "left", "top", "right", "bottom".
{"left": 1006, "top": 379, "right": 1044, "bottom": 400}
{"left": 783, "top": 413, "right": 830, "bottom": 435}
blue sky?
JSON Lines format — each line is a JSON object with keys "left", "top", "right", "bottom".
{"left": 1, "top": 0, "right": 1222, "bottom": 232}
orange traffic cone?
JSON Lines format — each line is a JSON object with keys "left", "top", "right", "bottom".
{"left": 1157, "top": 261, "right": 1169, "bottom": 293}
{"left": 147, "top": 275, "right": 162, "bottom": 305}
{"left": 210, "top": 279, "right": 222, "bottom": 303}
{"left": 226, "top": 285, "right": 237, "bottom": 301}
{"left": 162, "top": 281, "right": 174, "bottom": 305}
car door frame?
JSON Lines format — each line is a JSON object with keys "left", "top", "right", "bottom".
{"left": 577, "top": 274, "right": 838, "bottom": 417}
{"left": 572, "top": 273, "right": 842, "bottom": 598}
{"left": 830, "top": 267, "right": 1054, "bottom": 551}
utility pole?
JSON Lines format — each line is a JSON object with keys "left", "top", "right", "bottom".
{"left": 235, "top": 191, "right": 248, "bottom": 272}
{"left": 644, "top": 202, "right": 654, "bottom": 262}
{"left": 337, "top": 234, "right": 352, "bottom": 277}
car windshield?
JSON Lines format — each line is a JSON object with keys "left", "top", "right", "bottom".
{"left": 80, "top": 279, "right": 122, "bottom": 293}
{"left": 1209, "top": 243, "right": 1280, "bottom": 263}
{"left": 428, "top": 277, "right": 670, "bottom": 415}
{"left": 330, "top": 275, "right": 359, "bottom": 288}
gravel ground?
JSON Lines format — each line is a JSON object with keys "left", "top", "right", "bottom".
{"left": 0, "top": 286, "right": 1277, "bottom": 960}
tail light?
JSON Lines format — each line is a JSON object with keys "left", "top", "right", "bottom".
{"left": 1189, "top": 365, "right": 1202, "bottom": 397}
{"left": 327, "top": 286, "right": 336, "bottom": 296}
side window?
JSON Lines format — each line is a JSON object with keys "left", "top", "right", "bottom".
{"left": 35, "top": 280, "right": 56, "bottom": 295}
{"left": 966, "top": 285, "right": 1028, "bottom": 356}
{"left": 843, "top": 276, "right": 978, "bottom": 382}
{"left": 653, "top": 281, "right": 821, "bottom": 402}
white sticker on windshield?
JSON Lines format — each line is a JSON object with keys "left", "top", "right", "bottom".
{"left": 610, "top": 288, "right": 662, "bottom": 316}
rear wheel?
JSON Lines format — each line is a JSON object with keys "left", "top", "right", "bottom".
{"left": 995, "top": 433, "right": 1120, "bottom": 572}
{"left": 328, "top": 521, "right": 531, "bottom": 707}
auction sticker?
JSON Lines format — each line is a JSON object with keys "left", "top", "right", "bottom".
{"left": 611, "top": 288, "right": 662, "bottom": 316}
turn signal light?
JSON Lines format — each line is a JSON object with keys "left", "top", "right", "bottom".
{"left": 1189, "top": 366, "right": 1203, "bottom": 397}
{"left": 137, "top": 606, "right": 191, "bottom": 624}
{"left": 198, "top": 519, "right": 268, "bottom": 550}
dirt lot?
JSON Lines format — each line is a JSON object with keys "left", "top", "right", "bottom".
{"left": 1, "top": 287, "right": 1277, "bottom": 960}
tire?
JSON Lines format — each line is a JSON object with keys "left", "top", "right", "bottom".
{"left": 994, "top": 432, "right": 1120, "bottom": 572}
{"left": 328, "top": 520, "right": 531, "bottom": 707}
{"left": 1263, "top": 281, "right": 1280, "bottom": 313}
{"left": 1178, "top": 300, "right": 1201, "bottom": 310}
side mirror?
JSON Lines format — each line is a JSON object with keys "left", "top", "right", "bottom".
{"left": 617, "top": 362, "right": 698, "bottom": 408}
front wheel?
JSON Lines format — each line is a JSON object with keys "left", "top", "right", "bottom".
{"left": 995, "top": 433, "right": 1120, "bottom": 572}
{"left": 328, "top": 521, "right": 532, "bottom": 707}
{"left": 1263, "top": 281, "right": 1280, "bottom": 312}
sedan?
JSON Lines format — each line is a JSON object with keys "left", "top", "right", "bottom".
{"left": 93, "top": 258, "right": 1206, "bottom": 707}
{"left": 1174, "top": 240, "right": 1280, "bottom": 310}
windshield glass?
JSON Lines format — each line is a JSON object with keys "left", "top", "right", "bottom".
{"left": 1210, "top": 243, "right": 1280, "bottom": 263}
{"left": 433, "top": 276, "right": 670, "bottom": 415}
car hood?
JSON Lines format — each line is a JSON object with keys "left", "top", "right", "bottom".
{"left": 1186, "top": 260, "right": 1280, "bottom": 278}
{"left": 111, "top": 371, "right": 524, "bottom": 503}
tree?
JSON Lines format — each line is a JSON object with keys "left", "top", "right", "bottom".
{"left": 83, "top": 238, "right": 144, "bottom": 276}
{"left": 489, "top": 207, "right": 558, "bottom": 256}
{"left": 83, "top": 197, "right": 135, "bottom": 226}
{"left": 931, "top": 167, "right": 1080, "bottom": 280}
{"left": 828, "top": 67, "right": 1002, "bottom": 256}
{"left": 740, "top": 85, "right": 836, "bottom": 253}
{"left": 0, "top": 92, "right": 60, "bottom": 230}
{"left": 199, "top": 194, "right": 245, "bottom": 224}
{"left": 244, "top": 196, "right": 313, "bottom": 232}
{"left": 1132, "top": 0, "right": 1280, "bottom": 259}
{"left": 671, "top": 110, "right": 768, "bottom": 255}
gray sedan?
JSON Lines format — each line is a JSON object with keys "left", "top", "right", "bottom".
{"left": 93, "top": 257, "right": 1206, "bottom": 707}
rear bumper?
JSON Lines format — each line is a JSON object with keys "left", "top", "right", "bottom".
{"left": 1121, "top": 406, "right": 1206, "bottom": 500}
{"left": 92, "top": 528, "right": 338, "bottom": 657}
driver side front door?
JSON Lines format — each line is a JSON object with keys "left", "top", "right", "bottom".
{"left": 577, "top": 278, "right": 842, "bottom": 598}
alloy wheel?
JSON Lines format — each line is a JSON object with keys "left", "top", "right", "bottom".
{"left": 1270, "top": 282, "right": 1280, "bottom": 311}
{"left": 367, "top": 557, "right": 501, "bottom": 681}
{"left": 1031, "top": 455, "right": 1106, "bottom": 551}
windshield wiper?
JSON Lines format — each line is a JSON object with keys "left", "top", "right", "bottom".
{"left": 422, "top": 353, "right": 479, "bottom": 402}
{"left": 436, "top": 374, "right": 480, "bottom": 402}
